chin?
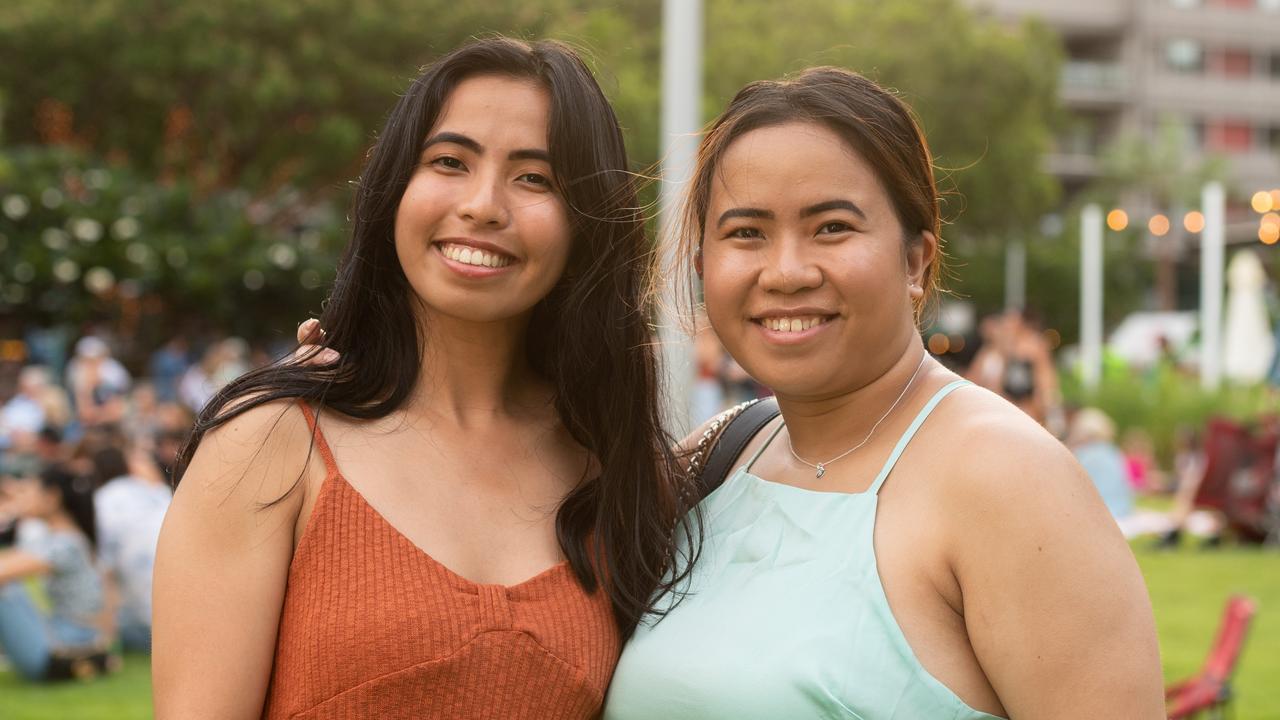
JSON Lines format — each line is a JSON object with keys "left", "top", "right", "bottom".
{"left": 756, "top": 376, "right": 836, "bottom": 400}
{"left": 427, "top": 302, "right": 533, "bottom": 325}
{"left": 732, "top": 354, "right": 836, "bottom": 399}
{"left": 411, "top": 282, "right": 542, "bottom": 325}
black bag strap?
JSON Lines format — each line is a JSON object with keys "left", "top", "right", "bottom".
{"left": 689, "top": 397, "right": 781, "bottom": 502}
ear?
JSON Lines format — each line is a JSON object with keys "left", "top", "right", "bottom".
{"left": 906, "top": 230, "right": 937, "bottom": 299}
{"left": 694, "top": 247, "right": 704, "bottom": 277}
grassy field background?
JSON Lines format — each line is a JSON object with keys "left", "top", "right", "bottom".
{"left": 3, "top": 545, "right": 1278, "bottom": 719}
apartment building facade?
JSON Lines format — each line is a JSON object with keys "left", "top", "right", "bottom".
{"left": 968, "top": 0, "right": 1280, "bottom": 245}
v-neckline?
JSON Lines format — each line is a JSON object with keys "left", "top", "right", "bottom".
{"left": 329, "top": 470, "right": 573, "bottom": 593}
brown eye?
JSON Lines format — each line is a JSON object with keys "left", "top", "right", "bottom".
{"left": 431, "top": 156, "right": 465, "bottom": 170}
{"left": 818, "top": 221, "right": 852, "bottom": 234}
{"left": 728, "top": 227, "right": 762, "bottom": 239}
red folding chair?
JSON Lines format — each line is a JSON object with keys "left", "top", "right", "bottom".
{"left": 1195, "top": 419, "right": 1278, "bottom": 543}
{"left": 1165, "top": 595, "right": 1258, "bottom": 720}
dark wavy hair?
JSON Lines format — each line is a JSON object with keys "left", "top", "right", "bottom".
{"left": 175, "top": 37, "right": 691, "bottom": 635}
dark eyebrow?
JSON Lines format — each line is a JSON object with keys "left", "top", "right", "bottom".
{"left": 422, "top": 132, "right": 550, "bottom": 165}
{"left": 800, "top": 200, "right": 866, "bottom": 220}
{"left": 423, "top": 131, "right": 482, "bottom": 154}
{"left": 717, "top": 207, "right": 774, "bottom": 228}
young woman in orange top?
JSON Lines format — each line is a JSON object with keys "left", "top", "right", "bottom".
{"left": 152, "top": 38, "right": 689, "bottom": 719}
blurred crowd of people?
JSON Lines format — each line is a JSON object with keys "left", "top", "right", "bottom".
{"left": 0, "top": 330, "right": 273, "bottom": 682}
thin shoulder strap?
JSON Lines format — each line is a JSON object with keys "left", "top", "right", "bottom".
{"left": 744, "top": 413, "right": 786, "bottom": 473}
{"left": 868, "top": 380, "right": 970, "bottom": 496}
{"left": 295, "top": 400, "right": 339, "bottom": 478}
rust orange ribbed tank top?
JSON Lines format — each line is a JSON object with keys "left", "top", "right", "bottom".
{"left": 262, "top": 404, "right": 621, "bottom": 719}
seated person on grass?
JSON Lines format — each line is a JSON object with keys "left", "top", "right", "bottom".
{"left": 0, "top": 465, "right": 114, "bottom": 680}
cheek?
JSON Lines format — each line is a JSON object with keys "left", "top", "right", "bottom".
{"left": 700, "top": 253, "right": 754, "bottom": 335}
{"left": 518, "top": 200, "right": 572, "bottom": 272}
{"left": 394, "top": 179, "right": 449, "bottom": 253}
{"left": 828, "top": 241, "right": 902, "bottom": 296}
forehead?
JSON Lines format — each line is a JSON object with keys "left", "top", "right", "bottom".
{"left": 432, "top": 75, "right": 551, "bottom": 148}
{"left": 708, "top": 121, "right": 889, "bottom": 214}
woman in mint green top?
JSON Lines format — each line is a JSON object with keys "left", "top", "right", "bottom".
{"left": 607, "top": 380, "right": 1002, "bottom": 719}
{"left": 606, "top": 67, "right": 1164, "bottom": 718}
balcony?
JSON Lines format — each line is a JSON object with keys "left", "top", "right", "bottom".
{"left": 1221, "top": 150, "right": 1280, "bottom": 193}
{"left": 966, "top": 0, "right": 1131, "bottom": 35}
{"left": 1146, "top": 71, "right": 1280, "bottom": 121}
{"left": 1143, "top": 0, "right": 1280, "bottom": 48}
{"left": 1061, "top": 60, "right": 1130, "bottom": 106}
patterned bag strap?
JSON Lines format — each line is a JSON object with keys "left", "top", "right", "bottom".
{"left": 683, "top": 397, "right": 781, "bottom": 504}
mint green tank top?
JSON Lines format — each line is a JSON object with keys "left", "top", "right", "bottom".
{"left": 604, "top": 380, "right": 1003, "bottom": 720}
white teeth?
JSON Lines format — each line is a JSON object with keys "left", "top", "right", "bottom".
{"left": 440, "top": 243, "right": 512, "bottom": 268}
{"left": 763, "top": 316, "right": 828, "bottom": 333}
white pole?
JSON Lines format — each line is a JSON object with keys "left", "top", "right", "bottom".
{"left": 1081, "top": 204, "right": 1104, "bottom": 391}
{"left": 658, "top": 0, "right": 703, "bottom": 436}
{"left": 1005, "top": 240, "right": 1026, "bottom": 313}
{"left": 1200, "top": 181, "right": 1225, "bottom": 391}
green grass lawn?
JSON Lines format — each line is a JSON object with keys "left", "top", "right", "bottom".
{"left": 2, "top": 546, "right": 1277, "bottom": 718}
{"left": 0, "top": 652, "right": 152, "bottom": 719}
{"left": 1138, "top": 545, "right": 1280, "bottom": 720}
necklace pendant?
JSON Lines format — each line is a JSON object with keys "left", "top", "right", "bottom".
{"left": 815, "top": 463, "right": 826, "bottom": 479}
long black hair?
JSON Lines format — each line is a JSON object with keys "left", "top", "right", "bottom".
{"left": 175, "top": 37, "right": 692, "bottom": 635}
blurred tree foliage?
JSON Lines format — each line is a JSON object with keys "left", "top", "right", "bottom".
{"left": 0, "top": 0, "right": 1063, "bottom": 352}
{"left": 700, "top": 0, "right": 1062, "bottom": 245}
{"left": 0, "top": 146, "right": 345, "bottom": 353}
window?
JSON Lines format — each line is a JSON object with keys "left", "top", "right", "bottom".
{"left": 1168, "top": 0, "right": 1201, "bottom": 7}
{"left": 1261, "top": 0, "right": 1280, "bottom": 13}
{"left": 1206, "top": 120, "right": 1254, "bottom": 151}
{"left": 1166, "top": 40, "right": 1204, "bottom": 73}
{"left": 1213, "top": 49, "right": 1253, "bottom": 78}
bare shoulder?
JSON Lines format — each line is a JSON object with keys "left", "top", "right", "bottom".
{"left": 154, "top": 397, "right": 320, "bottom": 718}
{"left": 175, "top": 398, "right": 319, "bottom": 519}
{"left": 929, "top": 383, "right": 1094, "bottom": 515}
{"left": 921, "top": 382, "right": 1126, "bottom": 567}
{"left": 919, "top": 386, "right": 1164, "bottom": 714}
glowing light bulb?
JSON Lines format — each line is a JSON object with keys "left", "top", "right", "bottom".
{"left": 1183, "top": 211, "right": 1205, "bottom": 233}
{"left": 1149, "top": 214, "right": 1171, "bottom": 237}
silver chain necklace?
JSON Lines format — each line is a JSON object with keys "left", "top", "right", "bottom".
{"left": 786, "top": 353, "right": 928, "bottom": 479}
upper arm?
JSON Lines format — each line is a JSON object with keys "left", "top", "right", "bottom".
{"left": 944, "top": 416, "right": 1163, "bottom": 718}
{"left": 0, "top": 549, "right": 51, "bottom": 583}
{"left": 152, "top": 400, "right": 317, "bottom": 720}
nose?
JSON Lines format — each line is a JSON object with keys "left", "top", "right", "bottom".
{"left": 758, "top": 235, "right": 822, "bottom": 294}
{"left": 456, "top": 171, "right": 511, "bottom": 229}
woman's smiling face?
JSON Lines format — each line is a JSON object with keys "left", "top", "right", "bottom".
{"left": 394, "top": 74, "right": 572, "bottom": 326}
{"left": 700, "top": 121, "right": 932, "bottom": 398}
